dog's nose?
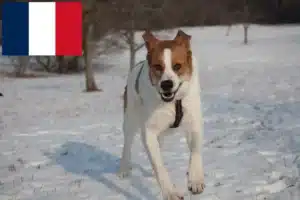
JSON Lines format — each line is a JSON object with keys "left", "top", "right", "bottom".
{"left": 160, "top": 80, "right": 173, "bottom": 91}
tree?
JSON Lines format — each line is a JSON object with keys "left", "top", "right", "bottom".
{"left": 10, "top": 56, "right": 30, "bottom": 77}
{"left": 81, "top": 0, "right": 121, "bottom": 92}
{"left": 223, "top": 0, "right": 262, "bottom": 44}
{"left": 35, "top": 56, "right": 56, "bottom": 72}
{"left": 114, "top": 0, "right": 168, "bottom": 70}
{"left": 242, "top": 3, "right": 250, "bottom": 44}
{"left": 82, "top": 24, "right": 99, "bottom": 92}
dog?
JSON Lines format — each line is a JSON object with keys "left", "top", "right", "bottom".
{"left": 118, "top": 29, "right": 205, "bottom": 200}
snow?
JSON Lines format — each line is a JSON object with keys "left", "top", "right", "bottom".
{"left": 1, "top": 24, "right": 300, "bottom": 200}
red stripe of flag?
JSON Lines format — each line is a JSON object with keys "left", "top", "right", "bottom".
{"left": 55, "top": 2, "right": 82, "bottom": 56}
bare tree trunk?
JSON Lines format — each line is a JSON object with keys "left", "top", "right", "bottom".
{"left": 14, "top": 56, "right": 29, "bottom": 77}
{"left": 124, "top": 29, "right": 144, "bottom": 71}
{"left": 243, "top": 23, "right": 249, "bottom": 44}
{"left": 69, "top": 56, "right": 81, "bottom": 72}
{"left": 128, "top": 30, "right": 136, "bottom": 70}
{"left": 242, "top": 2, "right": 250, "bottom": 45}
{"left": 226, "top": 24, "right": 231, "bottom": 36}
{"left": 57, "top": 56, "right": 68, "bottom": 73}
{"left": 83, "top": 25, "right": 99, "bottom": 92}
{"left": 84, "top": 50, "right": 98, "bottom": 92}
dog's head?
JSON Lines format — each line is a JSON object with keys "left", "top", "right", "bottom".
{"left": 142, "top": 29, "right": 193, "bottom": 102}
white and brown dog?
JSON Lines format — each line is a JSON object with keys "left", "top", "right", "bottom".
{"left": 118, "top": 29, "right": 205, "bottom": 200}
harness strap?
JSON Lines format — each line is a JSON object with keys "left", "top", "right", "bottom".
{"left": 170, "top": 100, "right": 183, "bottom": 128}
{"left": 135, "top": 63, "right": 144, "bottom": 95}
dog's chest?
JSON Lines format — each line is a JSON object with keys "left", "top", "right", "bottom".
{"left": 145, "top": 101, "right": 189, "bottom": 131}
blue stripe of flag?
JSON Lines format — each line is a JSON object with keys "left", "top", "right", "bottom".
{"left": 2, "top": 2, "right": 29, "bottom": 56}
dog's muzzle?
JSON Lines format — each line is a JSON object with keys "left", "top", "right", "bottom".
{"left": 160, "top": 82, "right": 183, "bottom": 102}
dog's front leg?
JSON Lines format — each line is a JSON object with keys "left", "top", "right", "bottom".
{"left": 185, "top": 111, "right": 205, "bottom": 194}
{"left": 142, "top": 128, "right": 184, "bottom": 200}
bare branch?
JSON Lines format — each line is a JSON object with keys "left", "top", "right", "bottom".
{"left": 35, "top": 56, "right": 55, "bottom": 72}
{"left": 134, "top": 43, "right": 145, "bottom": 52}
{"left": 121, "top": 31, "right": 131, "bottom": 44}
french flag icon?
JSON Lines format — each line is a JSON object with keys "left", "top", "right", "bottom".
{"left": 1, "top": 1, "right": 82, "bottom": 56}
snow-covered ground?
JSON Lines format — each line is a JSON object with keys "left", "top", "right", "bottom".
{"left": 1, "top": 25, "right": 300, "bottom": 200}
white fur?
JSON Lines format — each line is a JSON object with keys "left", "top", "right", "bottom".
{"left": 118, "top": 53, "right": 205, "bottom": 200}
{"left": 158, "top": 48, "right": 181, "bottom": 94}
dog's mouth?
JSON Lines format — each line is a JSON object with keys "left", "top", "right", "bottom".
{"left": 159, "top": 82, "right": 183, "bottom": 102}
{"left": 160, "top": 92, "right": 175, "bottom": 102}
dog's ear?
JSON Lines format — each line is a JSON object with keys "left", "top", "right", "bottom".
{"left": 142, "top": 30, "right": 159, "bottom": 51}
{"left": 174, "top": 29, "right": 191, "bottom": 49}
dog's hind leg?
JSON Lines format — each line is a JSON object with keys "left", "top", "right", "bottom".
{"left": 118, "top": 109, "right": 138, "bottom": 178}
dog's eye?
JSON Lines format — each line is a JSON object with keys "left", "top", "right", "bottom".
{"left": 153, "top": 64, "right": 163, "bottom": 71}
{"left": 173, "top": 63, "right": 181, "bottom": 71}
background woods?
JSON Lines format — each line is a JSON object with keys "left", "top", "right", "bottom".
{"left": 0, "top": 0, "right": 300, "bottom": 90}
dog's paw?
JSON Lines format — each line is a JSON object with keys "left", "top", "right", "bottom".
{"left": 187, "top": 159, "right": 205, "bottom": 194}
{"left": 163, "top": 190, "right": 184, "bottom": 200}
{"left": 117, "top": 166, "right": 132, "bottom": 179}
{"left": 187, "top": 179, "right": 205, "bottom": 194}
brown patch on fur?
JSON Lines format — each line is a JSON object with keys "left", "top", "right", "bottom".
{"left": 142, "top": 30, "right": 193, "bottom": 84}
{"left": 123, "top": 85, "right": 128, "bottom": 113}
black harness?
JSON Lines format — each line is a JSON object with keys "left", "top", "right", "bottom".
{"left": 169, "top": 100, "right": 183, "bottom": 128}
{"left": 134, "top": 62, "right": 184, "bottom": 129}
